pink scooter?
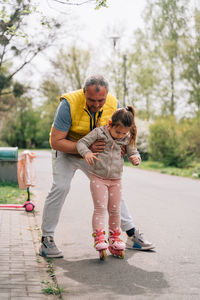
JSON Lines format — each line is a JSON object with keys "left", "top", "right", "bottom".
{"left": 0, "top": 187, "right": 35, "bottom": 212}
{"left": 0, "top": 150, "right": 36, "bottom": 212}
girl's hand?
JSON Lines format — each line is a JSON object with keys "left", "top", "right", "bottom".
{"left": 84, "top": 151, "right": 99, "bottom": 166}
{"left": 129, "top": 155, "right": 140, "bottom": 166}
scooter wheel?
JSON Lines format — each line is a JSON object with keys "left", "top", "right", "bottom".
{"left": 24, "top": 202, "right": 35, "bottom": 212}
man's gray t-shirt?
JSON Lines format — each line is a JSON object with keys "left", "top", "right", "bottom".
{"left": 53, "top": 100, "right": 72, "bottom": 132}
{"left": 53, "top": 99, "right": 120, "bottom": 132}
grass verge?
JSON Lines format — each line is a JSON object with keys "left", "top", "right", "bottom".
{"left": 0, "top": 182, "right": 26, "bottom": 204}
{"left": 124, "top": 160, "right": 200, "bottom": 180}
{"left": 42, "top": 280, "right": 65, "bottom": 295}
{"left": 41, "top": 258, "right": 65, "bottom": 298}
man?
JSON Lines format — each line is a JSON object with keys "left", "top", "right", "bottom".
{"left": 39, "top": 75, "right": 154, "bottom": 258}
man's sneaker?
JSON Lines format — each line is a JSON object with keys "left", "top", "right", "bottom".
{"left": 39, "top": 236, "right": 64, "bottom": 258}
{"left": 126, "top": 229, "right": 155, "bottom": 251}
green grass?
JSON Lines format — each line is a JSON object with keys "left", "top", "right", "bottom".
{"left": 124, "top": 160, "right": 200, "bottom": 180}
{"left": 41, "top": 280, "right": 65, "bottom": 295}
{"left": 0, "top": 182, "right": 26, "bottom": 204}
{"left": 40, "top": 258, "right": 65, "bottom": 298}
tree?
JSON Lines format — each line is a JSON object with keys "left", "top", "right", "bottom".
{"left": 38, "top": 80, "right": 62, "bottom": 145}
{"left": 50, "top": 46, "right": 91, "bottom": 91}
{"left": 40, "top": 45, "right": 91, "bottom": 106}
{"left": 104, "top": 49, "right": 124, "bottom": 104}
{"left": 128, "top": 29, "right": 160, "bottom": 120}
{"left": 144, "top": 0, "right": 188, "bottom": 116}
{"left": 180, "top": 8, "right": 200, "bottom": 116}
{"left": 1, "top": 96, "right": 40, "bottom": 148}
{"left": 51, "top": 0, "right": 108, "bottom": 9}
{"left": 0, "top": 0, "right": 60, "bottom": 112}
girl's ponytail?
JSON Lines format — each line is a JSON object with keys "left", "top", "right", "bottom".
{"left": 125, "top": 106, "right": 137, "bottom": 147}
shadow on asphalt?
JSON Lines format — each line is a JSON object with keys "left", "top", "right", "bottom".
{"left": 54, "top": 250, "right": 169, "bottom": 297}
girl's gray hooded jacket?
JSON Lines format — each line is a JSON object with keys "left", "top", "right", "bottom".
{"left": 77, "top": 126, "right": 141, "bottom": 179}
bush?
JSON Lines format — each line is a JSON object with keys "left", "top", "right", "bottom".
{"left": 148, "top": 117, "right": 197, "bottom": 168}
{"left": 178, "top": 118, "right": 200, "bottom": 159}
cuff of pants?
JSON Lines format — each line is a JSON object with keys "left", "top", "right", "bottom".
{"left": 120, "top": 195, "right": 135, "bottom": 232}
{"left": 120, "top": 220, "right": 135, "bottom": 232}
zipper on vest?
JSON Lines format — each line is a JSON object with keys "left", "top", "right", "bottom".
{"left": 84, "top": 109, "right": 93, "bottom": 131}
{"left": 96, "top": 111, "right": 103, "bottom": 128}
{"left": 84, "top": 109, "right": 103, "bottom": 131}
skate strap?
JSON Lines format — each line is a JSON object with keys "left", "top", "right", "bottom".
{"left": 92, "top": 230, "right": 106, "bottom": 238}
{"left": 94, "top": 238, "right": 107, "bottom": 247}
{"left": 109, "top": 237, "right": 123, "bottom": 245}
{"left": 93, "top": 230, "right": 107, "bottom": 247}
{"left": 109, "top": 231, "right": 122, "bottom": 243}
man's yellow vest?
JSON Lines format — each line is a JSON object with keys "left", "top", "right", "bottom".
{"left": 60, "top": 89, "right": 118, "bottom": 141}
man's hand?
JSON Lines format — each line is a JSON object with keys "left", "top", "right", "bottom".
{"left": 84, "top": 151, "right": 99, "bottom": 166}
{"left": 129, "top": 155, "right": 140, "bottom": 166}
{"left": 90, "top": 139, "right": 106, "bottom": 153}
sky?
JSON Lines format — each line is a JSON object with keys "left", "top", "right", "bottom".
{"left": 27, "top": 0, "right": 147, "bottom": 98}
{"left": 38, "top": 0, "right": 146, "bottom": 51}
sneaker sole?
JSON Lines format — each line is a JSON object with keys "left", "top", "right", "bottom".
{"left": 126, "top": 244, "right": 155, "bottom": 251}
{"left": 39, "top": 250, "right": 64, "bottom": 258}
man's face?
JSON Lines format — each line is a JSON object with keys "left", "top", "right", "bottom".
{"left": 84, "top": 85, "right": 107, "bottom": 113}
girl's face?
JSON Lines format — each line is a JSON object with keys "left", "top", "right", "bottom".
{"left": 108, "top": 124, "right": 130, "bottom": 140}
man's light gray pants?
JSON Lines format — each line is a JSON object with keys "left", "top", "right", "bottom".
{"left": 42, "top": 150, "right": 134, "bottom": 237}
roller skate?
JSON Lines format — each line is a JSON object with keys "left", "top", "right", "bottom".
{"left": 92, "top": 229, "right": 108, "bottom": 260}
{"left": 108, "top": 229, "right": 125, "bottom": 259}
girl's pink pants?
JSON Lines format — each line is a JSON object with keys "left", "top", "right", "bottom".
{"left": 90, "top": 173, "right": 122, "bottom": 232}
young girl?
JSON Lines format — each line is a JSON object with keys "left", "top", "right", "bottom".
{"left": 77, "top": 106, "right": 141, "bottom": 260}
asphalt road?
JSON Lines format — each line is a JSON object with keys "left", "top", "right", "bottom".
{"left": 33, "top": 150, "right": 200, "bottom": 300}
